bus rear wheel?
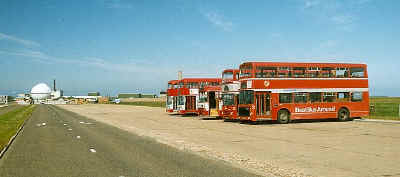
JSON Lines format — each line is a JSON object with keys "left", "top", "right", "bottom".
{"left": 338, "top": 108, "right": 349, "bottom": 121}
{"left": 277, "top": 110, "right": 290, "bottom": 124}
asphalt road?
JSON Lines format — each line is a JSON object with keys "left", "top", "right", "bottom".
{"left": 0, "top": 105, "right": 260, "bottom": 177}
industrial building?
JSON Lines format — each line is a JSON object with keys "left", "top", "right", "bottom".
{"left": 17, "top": 80, "right": 65, "bottom": 104}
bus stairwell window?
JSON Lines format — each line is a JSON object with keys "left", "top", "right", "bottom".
{"left": 351, "top": 92, "right": 363, "bottom": 102}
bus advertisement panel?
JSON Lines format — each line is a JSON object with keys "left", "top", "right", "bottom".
{"left": 238, "top": 62, "right": 369, "bottom": 123}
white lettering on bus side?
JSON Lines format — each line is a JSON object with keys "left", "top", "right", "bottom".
{"left": 295, "top": 106, "right": 336, "bottom": 113}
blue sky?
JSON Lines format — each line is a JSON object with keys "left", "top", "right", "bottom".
{"left": 0, "top": 0, "right": 399, "bottom": 96}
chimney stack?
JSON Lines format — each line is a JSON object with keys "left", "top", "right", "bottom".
{"left": 53, "top": 79, "right": 56, "bottom": 91}
{"left": 178, "top": 71, "right": 183, "bottom": 80}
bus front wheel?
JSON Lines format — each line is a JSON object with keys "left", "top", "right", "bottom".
{"left": 338, "top": 108, "right": 349, "bottom": 121}
{"left": 277, "top": 110, "right": 290, "bottom": 124}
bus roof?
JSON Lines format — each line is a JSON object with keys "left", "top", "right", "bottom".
{"left": 240, "top": 62, "right": 367, "bottom": 68}
{"left": 179, "top": 78, "right": 222, "bottom": 83}
{"left": 222, "top": 69, "right": 239, "bottom": 73}
{"left": 168, "top": 80, "right": 178, "bottom": 84}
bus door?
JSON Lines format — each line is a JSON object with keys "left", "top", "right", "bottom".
{"left": 208, "top": 91, "right": 218, "bottom": 116}
{"left": 255, "top": 92, "right": 271, "bottom": 116}
{"left": 185, "top": 96, "right": 196, "bottom": 111}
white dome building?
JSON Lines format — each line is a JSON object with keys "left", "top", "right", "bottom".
{"left": 31, "top": 83, "right": 51, "bottom": 100}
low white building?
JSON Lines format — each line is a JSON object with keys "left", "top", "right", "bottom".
{"left": 0, "top": 95, "right": 7, "bottom": 105}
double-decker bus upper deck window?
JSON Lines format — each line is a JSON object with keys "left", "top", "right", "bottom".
{"left": 350, "top": 68, "right": 365, "bottom": 78}
{"left": 256, "top": 67, "right": 277, "bottom": 78}
{"left": 189, "top": 82, "right": 198, "bottom": 88}
{"left": 306, "top": 67, "right": 320, "bottom": 78}
{"left": 279, "top": 93, "right": 292, "bottom": 103}
{"left": 278, "top": 66, "right": 290, "bottom": 78}
{"left": 240, "top": 64, "right": 252, "bottom": 78}
{"left": 293, "top": 67, "right": 306, "bottom": 78}
{"left": 310, "top": 92, "right": 322, "bottom": 103}
{"left": 351, "top": 92, "right": 363, "bottom": 102}
{"left": 321, "top": 67, "right": 335, "bottom": 78}
{"left": 200, "top": 82, "right": 207, "bottom": 88}
{"left": 309, "top": 67, "right": 320, "bottom": 71}
{"left": 211, "top": 82, "right": 219, "bottom": 86}
{"left": 323, "top": 92, "right": 336, "bottom": 102}
{"left": 223, "top": 72, "right": 234, "bottom": 80}
{"left": 335, "top": 68, "right": 349, "bottom": 78}
{"left": 294, "top": 93, "right": 308, "bottom": 103}
{"left": 239, "top": 90, "right": 254, "bottom": 104}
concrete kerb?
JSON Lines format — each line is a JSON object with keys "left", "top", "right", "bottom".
{"left": 0, "top": 113, "right": 32, "bottom": 159}
{"left": 354, "top": 118, "right": 400, "bottom": 124}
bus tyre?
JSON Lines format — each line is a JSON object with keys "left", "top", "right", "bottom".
{"left": 277, "top": 110, "right": 290, "bottom": 124}
{"left": 338, "top": 108, "right": 349, "bottom": 121}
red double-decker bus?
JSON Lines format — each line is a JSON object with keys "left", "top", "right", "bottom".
{"left": 238, "top": 62, "right": 369, "bottom": 123}
{"left": 219, "top": 69, "right": 240, "bottom": 120}
{"left": 166, "top": 80, "right": 179, "bottom": 113}
{"left": 176, "top": 78, "right": 222, "bottom": 116}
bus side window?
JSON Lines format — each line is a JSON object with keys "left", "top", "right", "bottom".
{"left": 323, "top": 92, "right": 336, "bottom": 102}
{"left": 294, "top": 93, "right": 308, "bottom": 103}
{"left": 279, "top": 93, "right": 292, "bottom": 103}
{"left": 351, "top": 92, "right": 363, "bottom": 102}
{"left": 310, "top": 92, "right": 322, "bottom": 103}
{"left": 337, "top": 92, "right": 350, "bottom": 102}
{"left": 350, "top": 68, "right": 365, "bottom": 78}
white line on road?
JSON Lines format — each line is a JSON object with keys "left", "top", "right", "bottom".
{"left": 89, "top": 148, "right": 96, "bottom": 153}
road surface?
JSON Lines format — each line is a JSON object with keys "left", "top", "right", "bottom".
{"left": 0, "top": 105, "right": 260, "bottom": 177}
{"left": 60, "top": 104, "right": 400, "bottom": 177}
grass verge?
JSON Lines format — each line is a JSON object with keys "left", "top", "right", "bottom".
{"left": 119, "top": 101, "right": 166, "bottom": 108}
{"left": 368, "top": 97, "right": 400, "bottom": 121}
{"left": 0, "top": 105, "right": 36, "bottom": 150}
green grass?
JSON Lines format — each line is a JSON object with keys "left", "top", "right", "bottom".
{"left": 368, "top": 97, "right": 400, "bottom": 120}
{"left": 119, "top": 101, "right": 166, "bottom": 108}
{"left": 0, "top": 105, "right": 36, "bottom": 150}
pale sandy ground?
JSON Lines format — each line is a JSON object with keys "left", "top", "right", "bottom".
{"left": 59, "top": 104, "right": 400, "bottom": 177}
